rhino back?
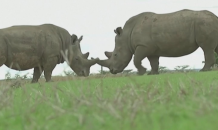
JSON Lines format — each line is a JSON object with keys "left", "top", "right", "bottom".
{"left": 0, "top": 24, "right": 70, "bottom": 70}
{"left": 39, "top": 24, "right": 71, "bottom": 63}
{"left": 127, "top": 10, "right": 218, "bottom": 56}
{"left": 121, "top": 12, "right": 155, "bottom": 53}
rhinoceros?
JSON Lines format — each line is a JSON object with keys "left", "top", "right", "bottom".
{"left": 0, "top": 24, "right": 99, "bottom": 83}
{"left": 97, "top": 9, "right": 218, "bottom": 75}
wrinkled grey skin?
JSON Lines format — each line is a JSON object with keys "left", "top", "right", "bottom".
{"left": 0, "top": 24, "right": 99, "bottom": 83}
{"left": 97, "top": 9, "right": 218, "bottom": 75}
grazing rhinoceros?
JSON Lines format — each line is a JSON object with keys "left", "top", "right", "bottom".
{"left": 97, "top": 9, "right": 218, "bottom": 75}
{"left": 0, "top": 24, "right": 99, "bottom": 83}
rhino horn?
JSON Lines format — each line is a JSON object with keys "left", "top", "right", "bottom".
{"left": 87, "top": 57, "right": 99, "bottom": 67}
{"left": 114, "top": 27, "right": 122, "bottom": 35}
{"left": 83, "top": 52, "right": 89, "bottom": 59}
{"left": 105, "top": 51, "right": 112, "bottom": 58}
{"left": 97, "top": 59, "right": 111, "bottom": 68}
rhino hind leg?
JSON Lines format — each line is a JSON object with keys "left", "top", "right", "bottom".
{"left": 31, "top": 66, "right": 44, "bottom": 83}
{"left": 43, "top": 57, "right": 58, "bottom": 82}
{"left": 0, "top": 56, "right": 6, "bottom": 67}
{"left": 200, "top": 49, "right": 215, "bottom": 71}
{"left": 147, "top": 56, "right": 160, "bottom": 75}
{"left": 0, "top": 43, "right": 7, "bottom": 67}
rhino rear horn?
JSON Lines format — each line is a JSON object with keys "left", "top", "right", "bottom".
{"left": 105, "top": 51, "right": 112, "bottom": 58}
{"left": 83, "top": 52, "right": 89, "bottom": 59}
{"left": 114, "top": 27, "right": 122, "bottom": 35}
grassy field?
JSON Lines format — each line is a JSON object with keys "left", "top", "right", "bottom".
{"left": 0, "top": 71, "right": 218, "bottom": 130}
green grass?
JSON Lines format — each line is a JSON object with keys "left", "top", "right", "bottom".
{"left": 1, "top": 71, "right": 218, "bottom": 130}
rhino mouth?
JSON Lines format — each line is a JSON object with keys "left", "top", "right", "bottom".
{"left": 110, "top": 68, "right": 120, "bottom": 74}
{"left": 109, "top": 63, "right": 126, "bottom": 74}
{"left": 110, "top": 71, "right": 118, "bottom": 74}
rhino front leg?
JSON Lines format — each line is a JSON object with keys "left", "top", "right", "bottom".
{"left": 134, "top": 46, "right": 151, "bottom": 75}
{"left": 31, "top": 66, "right": 44, "bottom": 83}
{"left": 200, "top": 50, "right": 215, "bottom": 71}
{"left": 43, "top": 57, "right": 58, "bottom": 82}
{"left": 147, "top": 56, "right": 160, "bottom": 75}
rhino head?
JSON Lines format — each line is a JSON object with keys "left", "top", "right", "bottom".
{"left": 97, "top": 27, "right": 133, "bottom": 74}
{"left": 64, "top": 34, "right": 99, "bottom": 77}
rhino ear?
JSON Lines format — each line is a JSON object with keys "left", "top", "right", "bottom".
{"left": 78, "top": 35, "right": 83, "bottom": 42}
{"left": 105, "top": 51, "right": 112, "bottom": 58}
{"left": 71, "top": 34, "right": 78, "bottom": 43}
{"left": 114, "top": 27, "right": 122, "bottom": 35}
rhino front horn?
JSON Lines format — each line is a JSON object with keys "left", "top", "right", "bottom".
{"left": 88, "top": 57, "right": 99, "bottom": 67}
{"left": 96, "top": 59, "right": 110, "bottom": 68}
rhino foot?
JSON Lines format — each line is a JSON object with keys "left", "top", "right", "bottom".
{"left": 31, "top": 80, "right": 38, "bottom": 84}
{"left": 137, "top": 67, "right": 147, "bottom": 75}
{"left": 148, "top": 71, "right": 159, "bottom": 75}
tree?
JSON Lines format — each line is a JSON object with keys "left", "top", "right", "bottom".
{"left": 14, "top": 73, "right": 21, "bottom": 79}
{"left": 159, "top": 66, "right": 168, "bottom": 73}
{"left": 174, "top": 65, "right": 189, "bottom": 72}
{"left": 5, "top": 71, "right": 11, "bottom": 80}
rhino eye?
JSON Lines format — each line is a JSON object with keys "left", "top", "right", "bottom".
{"left": 75, "top": 57, "right": 79, "bottom": 60}
{"left": 114, "top": 54, "right": 117, "bottom": 57}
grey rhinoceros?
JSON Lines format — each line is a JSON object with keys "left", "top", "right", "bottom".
{"left": 0, "top": 24, "right": 99, "bottom": 83}
{"left": 97, "top": 9, "right": 218, "bottom": 75}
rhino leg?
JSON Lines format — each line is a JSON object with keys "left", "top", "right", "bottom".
{"left": 147, "top": 56, "right": 159, "bottom": 75}
{"left": 31, "top": 66, "right": 44, "bottom": 83}
{"left": 0, "top": 43, "right": 7, "bottom": 67}
{"left": 134, "top": 46, "right": 150, "bottom": 75}
{"left": 0, "top": 56, "right": 6, "bottom": 67}
{"left": 43, "top": 57, "right": 58, "bottom": 82}
{"left": 200, "top": 50, "right": 215, "bottom": 71}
